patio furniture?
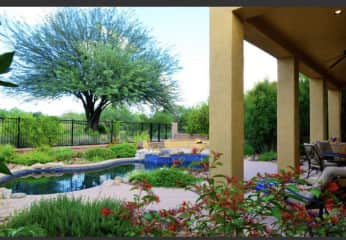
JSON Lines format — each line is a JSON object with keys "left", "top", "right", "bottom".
{"left": 303, "top": 143, "right": 337, "bottom": 178}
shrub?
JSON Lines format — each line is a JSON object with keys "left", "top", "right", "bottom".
{"left": 0, "top": 144, "right": 16, "bottom": 162}
{"left": 50, "top": 148, "right": 74, "bottom": 161}
{"left": 258, "top": 151, "right": 277, "bottom": 161}
{"left": 129, "top": 168, "right": 199, "bottom": 188}
{"left": 85, "top": 148, "right": 116, "bottom": 162}
{"left": 4, "top": 197, "right": 138, "bottom": 237}
{"left": 9, "top": 150, "right": 52, "bottom": 165}
{"left": 20, "top": 116, "right": 63, "bottom": 147}
{"left": 109, "top": 143, "right": 136, "bottom": 158}
{"left": 244, "top": 142, "right": 254, "bottom": 156}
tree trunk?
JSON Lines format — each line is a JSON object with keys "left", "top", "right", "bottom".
{"left": 86, "top": 109, "right": 102, "bottom": 131}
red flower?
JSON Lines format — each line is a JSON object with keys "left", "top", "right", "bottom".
{"left": 168, "top": 223, "right": 176, "bottom": 231}
{"left": 327, "top": 181, "right": 339, "bottom": 193}
{"left": 282, "top": 212, "right": 292, "bottom": 220}
{"left": 172, "top": 159, "right": 182, "bottom": 167}
{"left": 331, "top": 216, "right": 339, "bottom": 224}
{"left": 142, "top": 183, "right": 153, "bottom": 189}
{"left": 101, "top": 207, "right": 113, "bottom": 217}
{"left": 325, "top": 198, "right": 334, "bottom": 211}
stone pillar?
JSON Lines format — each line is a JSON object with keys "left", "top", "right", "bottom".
{"left": 309, "top": 78, "right": 327, "bottom": 143}
{"left": 328, "top": 89, "right": 341, "bottom": 141}
{"left": 277, "top": 57, "right": 300, "bottom": 171}
{"left": 171, "top": 122, "right": 178, "bottom": 139}
{"left": 210, "top": 7, "right": 244, "bottom": 179}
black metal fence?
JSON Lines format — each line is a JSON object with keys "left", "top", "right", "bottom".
{"left": 0, "top": 117, "right": 171, "bottom": 148}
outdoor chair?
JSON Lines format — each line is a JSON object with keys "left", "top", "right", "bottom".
{"left": 303, "top": 143, "right": 337, "bottom": 178}
{"left": 315, "top": 140, "right": 335, "bottom": 161}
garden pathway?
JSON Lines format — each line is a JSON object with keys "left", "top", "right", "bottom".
{"left": 0, "top": 159, "right": 278, "bottom": 222}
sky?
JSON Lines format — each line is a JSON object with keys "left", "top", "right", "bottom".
{"left": 0, "top": 7, "right": 277, "bottom": 116}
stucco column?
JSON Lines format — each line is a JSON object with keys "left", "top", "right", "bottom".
{"left": 277, "top": 57, "right": 299, "bottom": 171}
{"left": 328, "top": 89, "right": 341, "bottom": 141}
{"left": 210, "top": 7, "right": 244, "bottom": 179}
{"left": 309, "top": 78, "right": 327, "bottom": 143}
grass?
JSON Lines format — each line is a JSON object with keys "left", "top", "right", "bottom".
{"left": 129, "top": 167, "right": 199, "bottom": 188}
{"left": 3, "top": 196, "right": 139, "bottom": 237}
{"left": 85, "top": 148, "right": 116, "bottom": 162}
{"left": 108, "top": 143, "right": 136, "bottom": 158}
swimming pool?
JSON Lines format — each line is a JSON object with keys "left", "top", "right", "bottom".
{"left": 0, "top": 153, "right": 208, "bottom": 195}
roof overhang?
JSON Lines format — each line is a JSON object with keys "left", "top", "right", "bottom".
{"left": 233, "top": 7, "right": 346, "bottom": 89}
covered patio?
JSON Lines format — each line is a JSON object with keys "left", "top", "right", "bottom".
{"left": 210, "top": 7, "right": 346, "bottom": 178}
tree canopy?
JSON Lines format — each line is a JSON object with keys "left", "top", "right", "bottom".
{"left": 1, "top": 8, "right": 179, "bottom": 130}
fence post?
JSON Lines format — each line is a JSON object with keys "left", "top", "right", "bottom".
{"left": 158, "top": 123, "right": 161, "bottom": 142}
{"left": 110, "top": 120, "right": 114, "bottom": 143}
{"left": 71, "top": 120, "right": 74, "bottom": 146}
{"left": 149, "top": 123, "right": 153, "bottom": 142}
{"left": 17, "top": 117, "right": 21, "bottom": 148}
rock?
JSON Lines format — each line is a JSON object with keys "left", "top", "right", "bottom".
{"left": 11, "top": 193, "right": 26, "bottom": 198}
{"left": 2, "top": 189, "right": 12, "bottom": 199}
{"left": 102, "top": 180, "right": 114, "bottom": 186}
{"left": 31, "top": 163, "right": 43, "bottom": 169}
{"left": 122, "top": 177, "right": 129, "bottom": 183}
{"left": 114, "top": 176, "right": 122, "bottom": 185}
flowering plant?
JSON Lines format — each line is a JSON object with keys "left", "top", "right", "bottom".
{"left": 113, "top": 151, "right": 346, "bottom": 237}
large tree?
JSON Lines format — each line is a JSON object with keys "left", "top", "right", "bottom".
{"left": 1, "top": 8, "right": 179, "bottom": 130}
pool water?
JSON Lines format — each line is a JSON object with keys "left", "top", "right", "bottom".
{"left": 2, "top": 164, "right": 141, "bottom": 195}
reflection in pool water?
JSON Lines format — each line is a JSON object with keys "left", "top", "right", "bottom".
{"left": 2, "top": 164, "right": 142, "bottom": 195}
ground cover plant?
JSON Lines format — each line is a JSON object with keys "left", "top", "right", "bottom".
{"left": 129, "top": 167, "right": 199, "bottom": 188}
{"left": 0, "top": 143, "right": 137, "bottom": 166}
{"left": 2, "top": 197, "right": 137, "bottom": 237}
{"left": 258, "top": 151, "right": 277, "bottom": 161}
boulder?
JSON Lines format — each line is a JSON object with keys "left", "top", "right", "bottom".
{"left": 122, "top": 177, "right": 129, "bottom": 183}
{"left": 2, "top": 189, "right": 12, "bottom": 199}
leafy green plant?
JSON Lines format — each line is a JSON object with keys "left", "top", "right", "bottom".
{"left": 0, "top": 225, "right": 47, "bottom": 237}
{"left": 0, "top": 144, "right": 16, "bottom": 162}
{"left": 258, "top": 151, "right": 277, "bottom": 161}
{"left": 50, "top": 148, "right": 74, "bottom": 161}
{"left": 4, "top": 197, "right": 137, "bottom": 237}
{"left": 20, "top": 116, "right": 63, "bottom": 147}
{"left": 133, "top": 132, "right": 150, "bottom": 147}
{"left": 108, "top": 143, "right": 136, "bottom": 158}
{"left": 9, "top": 150, "right": 53, "bottom": 165}
{"left": 244, "top": 142, "right": 254, "bottom": 156}
{"left": 85, "top": 148, "right": 116, "bottom": 162}
{"left": 0, "top": 51, "right": 18, "bottom": 175}
{"left": 129, "top": 167, "right": 199, "bottom": 188}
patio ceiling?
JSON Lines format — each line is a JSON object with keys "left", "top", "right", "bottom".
{"left": 234, "top": 7, "right": 346, "bottom": 89}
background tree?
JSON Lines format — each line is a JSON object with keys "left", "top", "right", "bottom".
{"left": 244, "top": 75, "right": 310, "bottom": 154}
{"left": 1, "top": 8, "right": 179, "bottom": 130}
{"left": 244, "top": 80, "right": 277, "bottom": 153}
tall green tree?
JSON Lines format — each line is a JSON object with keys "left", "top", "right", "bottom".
{"left": 1, "top": 8, "right": 179, "bottom": 130}
{"left": 244, "top": 80, "right": 277, "bottom": 153}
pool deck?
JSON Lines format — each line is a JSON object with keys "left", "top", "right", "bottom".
{"left": 0, "top": 157, "right": 280, "bottom": 222}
